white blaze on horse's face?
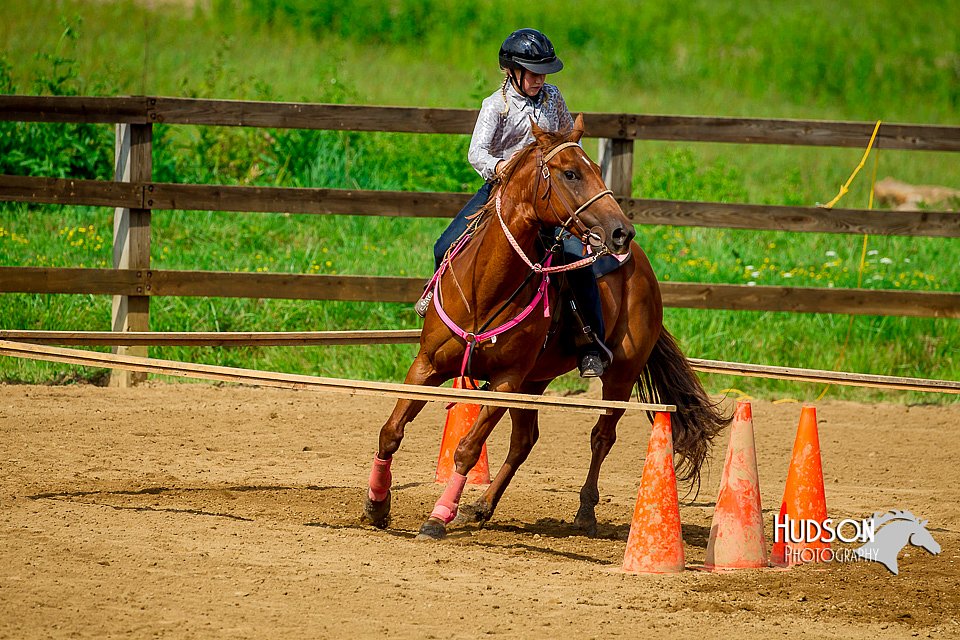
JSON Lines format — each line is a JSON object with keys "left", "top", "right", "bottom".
{"left": 532, "top": 114, "right": 636, "bottom": 255}
{"left": 555, "top": 147, "right": 635, "bottom": 255}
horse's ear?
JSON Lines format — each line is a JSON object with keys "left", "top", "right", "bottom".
{"left": 530, "top": 117, "right": 551, "bottom": 146}
{"left": 569, "top": 113, "right": 585, "bottom": 143}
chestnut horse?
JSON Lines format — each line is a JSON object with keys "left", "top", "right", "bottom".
{"left": 363, "top": 114, "right": 729, "bottom": 540}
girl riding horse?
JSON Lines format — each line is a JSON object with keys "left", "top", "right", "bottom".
{"left": 416, "top": 28, "right": 610, "bottom": 378}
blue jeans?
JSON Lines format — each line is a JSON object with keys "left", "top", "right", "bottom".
{"left": 561, "top": 242, "right": 606, "bottom": 345}
{"left": 433, "top": 182, "right": 494, "bottom": 271}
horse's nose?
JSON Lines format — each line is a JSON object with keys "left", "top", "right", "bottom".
{"left": 611, "top": 224, "right": 635, "bottom": 252}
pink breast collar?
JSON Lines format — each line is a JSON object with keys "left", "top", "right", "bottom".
{"left": 426, "top": 230, "right": 554, "bottom": 378}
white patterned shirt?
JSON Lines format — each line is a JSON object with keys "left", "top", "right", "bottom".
{"left": 467, "top": 82, "right": 575, "bottom": 181}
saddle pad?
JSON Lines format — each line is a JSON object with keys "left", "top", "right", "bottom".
{"left": 560, "top": 235, "right": 633, "bottom": 278}
{"left": 592, "top": 252, "right": 632, "bottom": 278}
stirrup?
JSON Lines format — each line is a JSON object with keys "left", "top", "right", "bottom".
{"left": 414, "top": 291, "right": 434, "bottom": 318}
{"left": 579, "top": 352, "right": 605, "bottom": 378}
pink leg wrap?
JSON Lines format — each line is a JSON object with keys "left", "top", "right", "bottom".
{"left": 367, "top": 455, "right": 392, "bottom": 502}
{"left": 430, "top": 472, "right": 468, "bottom": 524}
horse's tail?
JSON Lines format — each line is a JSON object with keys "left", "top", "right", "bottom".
{"left": 637, "top": 327, "right": 731, "bottom": 493}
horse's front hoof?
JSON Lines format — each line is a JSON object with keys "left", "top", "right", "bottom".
{"left": 362, "top": 492, "right": 391, "bottom": 529}
{"left": 450, "top": 501, "right": 492, "bottom": 528}
{"left": 415, "top": 517, "right": 448, "bottom": 541}
{"left": 573, "top": 507, "right": 598, "bottom": 538}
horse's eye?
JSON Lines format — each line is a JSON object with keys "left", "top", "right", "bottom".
{"left": 563, "top": 170, "right": 578, "bottom": 181}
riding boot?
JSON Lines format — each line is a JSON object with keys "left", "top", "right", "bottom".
{"left": 567, "top": 295, "right": 613, "bottom": 378}
{"left": 414, "top": 289, "right": 433, "bottom": 318}
{"left": 565, "top": 259, "right": 612, "bottom": 378}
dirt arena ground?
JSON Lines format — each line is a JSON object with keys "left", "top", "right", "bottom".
{"left": 1, "top": 382, "right": 958, "bottom": 639}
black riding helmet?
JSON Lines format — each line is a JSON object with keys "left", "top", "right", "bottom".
{"left": 498, "top": 28, "right": 563, "bottom": 75}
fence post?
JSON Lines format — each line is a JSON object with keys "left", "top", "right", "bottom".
{"left": 110, "top": 123, "right": 152, "bottom": 387}
{"left": 598, "top": 137, "right": 634, "bottom": 198}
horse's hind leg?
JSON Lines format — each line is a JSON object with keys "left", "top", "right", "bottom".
{"left": 362, "top": 352, "right": 443, "bottom": 528}
{"left": 454, "top": 380, "right": 549, "bottom": 527}
{"left": 573, "top": 379, "right": 634, "bottom": 537}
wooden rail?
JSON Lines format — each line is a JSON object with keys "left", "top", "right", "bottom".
{"left": 1, "top": 332, "right": 956, "bottom": 394}
{"left": 0, "top": 341, "right": 675, "bottom": 415}
{"left": 2, "top": 175, "right": 958, "bottom": 238}
{"left": 3, "top": 96, "right": 960, "bottom": 151}
{"left": 0, "top": 329, "right": 424, "bottom": 346}
{"left": 687, "top": 358, "right": 960, "bottom": 395}
{"left": 1, "top": 267, "right": 957, "bottom": 318}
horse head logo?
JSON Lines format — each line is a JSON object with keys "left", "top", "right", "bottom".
{"left": 854, "top": 510, "right": 941, "bottom": 575}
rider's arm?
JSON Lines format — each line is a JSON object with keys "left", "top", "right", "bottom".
{"left": 468, "top": 95, "right": 506, "bottom": 181}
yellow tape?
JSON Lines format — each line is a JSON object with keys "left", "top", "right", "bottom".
{"left": 816, "top": 141, "right": 882, "bottom": 402}
{"left": 717, "top": 388, "right": 752, "bottom": 400}
{"left": 819, "top": 120, "right": 882, "bottom": 209}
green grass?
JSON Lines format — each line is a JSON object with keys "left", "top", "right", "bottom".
{"left": 0, "top": 0, "right": 957, "bottom": 402}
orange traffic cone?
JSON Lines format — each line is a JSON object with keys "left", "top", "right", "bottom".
{"left": 622, "top": 412, "right": 685, "bottom": 573}
{"left": 771, "top": 405, "right": 830, "bottom": 567}
{"left": 704, "top": 401, "right": 768, "bottom": 570}
{"left": 435, "top": 377, "right": 490, "bottom": 485}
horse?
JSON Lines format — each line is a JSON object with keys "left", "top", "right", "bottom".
{"left": 854, "top": 510, "right": 941, "bottom": 575}
{"left": 363, "top": 113, "right": 730, "bottom": 540}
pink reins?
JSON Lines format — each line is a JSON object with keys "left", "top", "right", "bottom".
{"left": 495, "top": 196, "right": 600, "bottom": 274}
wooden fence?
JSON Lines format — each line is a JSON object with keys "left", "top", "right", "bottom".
{"left": 1, "top": 95, "right": 958, "bottom": 384}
